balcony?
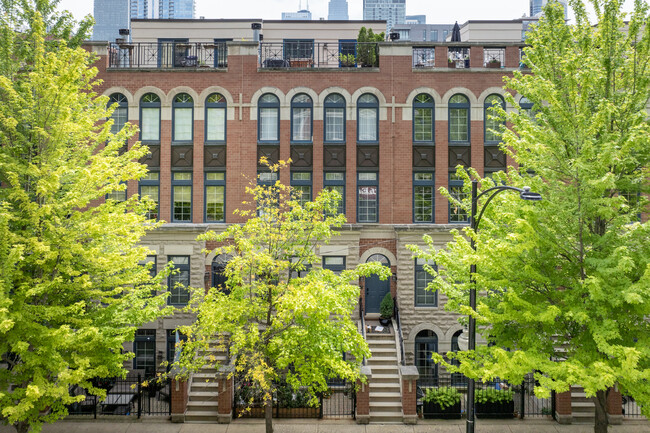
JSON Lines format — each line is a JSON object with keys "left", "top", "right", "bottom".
{"left": 108, "top": 42, "right": 228, "bottom": 69}
{"left": 259, "top": 41, "right": 379, "bottom": 69}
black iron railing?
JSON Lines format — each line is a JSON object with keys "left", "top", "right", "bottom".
{"left": 483, "top": 47, "right": 505, "bottom": 68}
{"left": 393, "top": 296, "right": 406, "bottom": 366}
{"left": 447, "top": 46, "right": 471, "bottom": 68}
{"left": 259, "top": 42, "right": 379, "bottom": 69}
{"left": 413, "top": 47, "right": 435, "bottom": 68}
{"left": 108, "top": 42, "right": 228, "bottom": 69}
{"left": 622, "top": 394, "right": 644, "bottom": 417}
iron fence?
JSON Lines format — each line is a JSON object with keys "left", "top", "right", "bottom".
{"left": 413, "top": 47, "right": 436, "bottom": 69}
{"left": 259, "top": 42, "right": 379, "bottom": 69}
{"left": 483, "top": 48, "right": 505, "bottom": 68}
{"left": 622, "top": 395, "right": 644, "bottom": 418}
{"left": 108, "top": 42, "right": 227, "bottom": 69}
{"left": 448, "top": 47, "right": 471, "bottom": 68}
{"left": 67, "top": 375, "right": 171, "bottom": 418}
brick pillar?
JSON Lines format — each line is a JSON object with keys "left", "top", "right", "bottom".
{"left": 435, "top": 46, "right": 448, "bottom": 68}
{"left": 555, "top": 390, "right": 572, "bottom": 424}
{"left": 217, "top": 365, "right": 235, "bottom": 423}
{"left": 356, "top": 366, "right": 371, "bottom": 424}
{"left": 470, "top": 46, "right": 484, "bottom": 68}
{"left": 505, "top": 46, "right": 520, "bottom": 69}
{"left": 170, "top": 377, "right": 188, "bottom": 423}
{"left": 607, "top": 387, "right": 623, "bottom": 425}
{"left": 400, "top": 365, "right": 419, "bottom": 424}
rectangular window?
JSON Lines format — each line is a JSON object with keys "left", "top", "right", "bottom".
{"left": 449, "top": 108, "right": 469, "bottom": 142}
{"left": 414, "top": 107, "right": 433, "bottom": 142}
{"left": 168, "top": 256, "right": 190, "bottom": 305}
{"left": 291, "top": 172, "right": 312, "bottom": 207}
{"left": 415, "top": 258, "right": 437, "bottom": 306}
{"left": 449, "top": 173, "right": 468, "bottom": 223}
{"left": 205, "top": 172, "right": 225, "bottom": 222}
{"left": 324, "top": 171, "right": 345, "bottom": 215}
{"left": 142, "top": 255, "right": 157, "bottom": 278}
{"left": 431, "top": 30, "right": 438, "bottom": 41}
{"left": 325, "top": 108, "right": 344, "bottom": 142}
{"left": 357, "top": 172, "right": 378, "bottom": 223}
{"left": 358, "top": 108, "right": 377, "bottom": 142}
{"left": 141, "top": 107, "right": 160, "bottom": 141}
{"left": 259, "top": 108, "right": 279, "bottom": 141}
{"left": 206, "top": 107, "right": 226, "bottom": 142}
{"left": 173, "top": 108, "right": 192, "bottom": 141}
{"left": 140, "top": 172, "right": 159, "bottom": 220}
{"left": 107, "top": 184, "right": 127, "bottom": 202}
{"left": 323, "top": 256, "right": 346, "bottom": 275}
{"left": 292, "top": 107, "right": 311, "bottom": 142}
{"left": 133, "top": 329, "right": 156, "bottom": 377}
{"left": 166, "top": 329, "right": 188, "bottom": 367}
{"left": 414, "top": 172, "right": 434, "bottom": 223}
{"left": 111, "top": 106, "right": 127, "bottom": 135}
{"left": 172, "top": 172, "right": 192, "bottom": 222}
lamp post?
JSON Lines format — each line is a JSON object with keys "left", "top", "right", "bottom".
{"left": 465, "top": 179, "right": 541, "bottom": 433}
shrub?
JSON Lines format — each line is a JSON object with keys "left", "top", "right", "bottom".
{"left": 379, "top": 292, "right": 394, "bottom": 318}
{"left": 422, "top": 387, "right": 462, "bottom": 409}
{"left": 475, "top": 388, "right": 514, "bottom": 404}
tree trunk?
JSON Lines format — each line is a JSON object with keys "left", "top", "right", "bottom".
{"left": 14, "top": 421, "right": 29, "bottom": 433}
{"left": 265, "top": 399, "right": 273, "bottom": 433}
{"left": 593, "top": 389, "right": 609, "bottom": 433}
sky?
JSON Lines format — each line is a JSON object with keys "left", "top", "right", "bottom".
{"left": 58, "top": 0, "right": 637, "bottom": 24}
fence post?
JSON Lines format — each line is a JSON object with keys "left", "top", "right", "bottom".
{"left": 216, "top": 364, "right": 234, "bottom": 423}
{"left": 93, "top": 395, "right": 97, "bottom": 419}
{"left": 355, "top": 366, "right": 371, "bottom": 424}
{"left": 519, "top": 383, "right": 525, "bottom": 419}
{"left": 137, "top": 374, "right": 142, "bottom": 419}
{"left": 606, "top": 386, "right": 623, "bottom": 425}
{"left": 319, "top": 392, "right": 323, "bottom": 419}
{"left": 169, "top": 367, "right": 188, "bottom": 423}
{"left": 399, "top": 365, "right": 419, "bottom": 425}
{"left": 554, "top": 390, "right": 572, "bottom": 424}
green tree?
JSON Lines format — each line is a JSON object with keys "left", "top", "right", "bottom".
{"left": 0, "top": 10, "right": 170, "bottom": 433}
{"left": 409, "top": 2, "right": 650, "bottom": 433}
{"left": 176, "top": 161, "right": 390, "bottom": 433}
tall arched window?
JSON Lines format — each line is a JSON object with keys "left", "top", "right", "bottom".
{"left": 415, "top": 330, "right": 438, "bottom": 380}
{"left": 258, "top": 93, "right": 280, "bottom": 143}
{"left": 108, "top": 93, "right": 128, "bottom": 136}
{"left": 357, "top": 93, "right": 379, "bottom": 143}
{"left": 212, "top": 254, "right": 230, "bottom": 294}
{"left": 291, "top": 93, "right": 313, "bottom": 143}
{"left": 324, "top": 93, "right": 345, "bottom": 142}
{"left": 484, "top": 94, "right": 505, "bottom": 144}
{"left": 413, "top": 93, "right": 434, "bottom": 143}
{"left": 140, "top": 93, "right": 160, "bottom": 142}
{"left": 448, "top": 94, "right": 470, "bottom": 144}
{"left": 172, "top": 93, "right": 193, "bottom": 142}
{"left": 205, "top": 93, "right": 226, "bottom": 143}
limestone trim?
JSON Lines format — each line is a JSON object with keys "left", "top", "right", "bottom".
{"left": 249, "top": 87, "right": 287, "bottom": 121}
{"left": 132, "top": 86, "right": 167, "bottom": 121}
{"left": 359, "top": 247, "right": 397, "bottom": 267}
{"left": 286, "top": 87, "right": 321, "bottom": 119}
{"left": 404, "top": 322, "right": 446, "bottom": 347}
{"left": 198, "top": 86, "right": 237, "bottom": 121}
{"left": 350, "top": 87, "right": 388, "bottom": 121}
{"left": 402, "top": 87, "right": 443, "bottom": 122}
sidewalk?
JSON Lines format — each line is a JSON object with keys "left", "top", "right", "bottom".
{"left": 2, "top": 419, "right": 649, "bottom": 433}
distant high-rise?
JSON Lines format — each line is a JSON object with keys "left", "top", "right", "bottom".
{"left": 93, "top": 0, "right": 130, "bottom": 41}
{"left": 530, "top": 0, "right": 568, "bottom": 19}
{"left": 405, "top": 14, "right": 426, "bottom": 25}
{"left": 282, "top": 1, "right": 312, "bottom": 20}
{"left": 158, "top": 0, "right": 195, "bottom": 19}
{"left": 363, "top": 0, "right": 406, "bottom": 31}
{"left": 328, "top": 0, "right": 349, "bottom": 20}
{"left": 130, "top": 0, "right": 151, "bottom": 19}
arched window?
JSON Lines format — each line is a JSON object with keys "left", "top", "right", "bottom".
{"left": 172, "top": 93, "right": 193, "bottom": 142}
{"left": 448, "top": 94, "right": 470, "bottom": 144}
{"left": 108, "top": 93, "right": 128, "bottom": 136}
{"left": 212, "top": 254, "right": 230, "bottom": 294}
{"left": 357, "top": 93, "right": 379, "bottom": 143}
{"left": 415, "top": 330, "right": 438, "bottom": 380}
{"left": 291, "top": 93, "right": 313, "bottom": 142}
{"left": 140, "top": 93, "right": 160, "bottom": 142}
{"left": 366, "top": 253, "right": 389, "bottom": 265}
{"left": 205, "top": 93, "right": 226, "bottom": 143}
{"left": 258, "top": 93, "right": 280, "bottom": 143}
{"left": 484, "top": 94, "right": 505, "bottom": 144}
{"left": 324, "top": 93, "right": 345, "bottom": 142}
{"left": 413, "top": 93, "right": 434, "bottom": 143}
{"left": 519, "top": 97, "right": 534, "bottom": 117}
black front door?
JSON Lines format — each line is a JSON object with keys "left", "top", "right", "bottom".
{"left": 364, "top": 254, "right": 390, "bottom": 314}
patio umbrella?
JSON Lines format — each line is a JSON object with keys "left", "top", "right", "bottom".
{"left": 451, "top": 21, "right": 461, "bottom": 42}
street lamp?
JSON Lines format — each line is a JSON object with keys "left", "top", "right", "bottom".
{"left": 465, "top": 180, "right": 541, "bottom": 433}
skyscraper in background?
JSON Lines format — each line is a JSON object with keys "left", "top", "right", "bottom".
{"left": 363, "top": 0, "right": 406, "bottom": 31}
{"left": 328, "top": 0, "right": 349, "bottom": 20}
{"left": 131, "top": 0, "right": 151, "bottom": 19}
{"left": 158, "top": 0, "right": 195, "bottom": 19}
{"left": 93, "top": 0, "right": 130, "bottom": 41}
{"left": 530, "top": 0, "right": 568, "bottom": 19}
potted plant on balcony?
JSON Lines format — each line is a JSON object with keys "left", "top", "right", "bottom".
{"left": 422, "top": 386, "right": 462, "bottom": 419}
{"left": 379, "top": 292, "right": 393, "bottom": 326}
{"left": 357, "top": 27, "right": 384, "bottom": 67}
{"left": 475, "top": 388, "right": 515, "bottom": 418}
{"left": 487, "top": 57, "right": 501, "bottom": 68}
{"left": 339, "top": 53, "right": 356, "bottom": 67}
{"left": 448, "top": 58, "right": 456, "bottom": 68}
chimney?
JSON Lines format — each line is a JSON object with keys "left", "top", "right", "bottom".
{"left": 251, "top": 22, "right": 262, "bottom": 42}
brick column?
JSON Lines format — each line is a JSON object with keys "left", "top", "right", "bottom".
{"left": 607, "top": 386, "right": 623, "bottom": 425}
{"left": 435, "top": 46, "right": 449, "bottom": 68}
{"left": 555, "top": 390, "right": 572, "bottom": 424}
{"left": 400, "top": 365, "right": 419, "bottom": 424}
{"left": 505, "top": 46, "right": 520, "bottom": 68}
{"left": 170, "top": 377, "right": 188, "bottom": 423}
{"left": 217, "top": 364, "right": 235, "bottom": 423}
{"left": 470, "top": 46, "right": 484, "bottom": 68}
{"left": 356, "top": 366, "right": 371, "bottom": 424}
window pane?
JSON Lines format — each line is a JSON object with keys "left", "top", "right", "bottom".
{"left": 358, "top": 186, "right": 377, "bottom": 222}
{"left": 358, "top": 172, "right": 377, "bottom": 181}
{"left": 174, "top": 107, "right": 192, "bottom": 141}
{"left": 173, "top": 172, "right": 191, "bottom": 181}
{"left": 169, "top": 270, "right": 190, "bottom": 304}
{"left": 449, "top": 108, "right": 468, "bottom": 142}
{"left": 111, "top": 107, "right": 127, "bottom": 135}
{"left": 141, "top": 185, "right": 159, "bottom": 219}
{"left": 449, "top": 185, "right": 468, "bottom": 222}
{"left": 414, "top": 107, "right": 433, "bottom": 141}
{"left": 325, "top": 172, "right": 344, "bottom": 181}
{"left": 260, "top": 108, "right": 278, "bottom": 141}
{"left": 173, "top": 185, "right": 191, "bottom": 221}
{"left": 206, "top": 185, "right": 225, "bottom": 221}
{"left": 415, "top": 268, "right": 436, "bottom": 305}
{"left": 325, "top": 108, "right": 344, "bottom": 141}
{"left": 358, "top": 108, "right": 377, "bottom": 141}
{"left": 414, "top": 186, "right": 433, "bottom": 222}
{"left": 414, "top": 173, "right": 433, "bottom": 181}
{"left": 292, "top": 172, "right": 311, "bottom": 181}
{"left": 142, "top": 172, "right": 159, "bottom": 181}
{"left": 324, "top": 185, "right": 344, "bottom": 215}
{"left": 292, "top": 107, "right": 311, "bottom": 141}
{"left": 107, "top": 188, "right": 126, "bottom": 202}
{"left": 141, "top": 108, "right": 160, "bottom": 141}
{"left": 206, "top": 172, "right": 225, "bottom": 181}
{"left": 206, "top": 107, "right": 225, "bottom": 141}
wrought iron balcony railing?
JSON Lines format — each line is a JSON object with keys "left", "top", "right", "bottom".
{"left": 259, "top": 41, "right": 379, "bottom": 69}
{"left": 108, "top": 42, "right": 228, "bottom": 69}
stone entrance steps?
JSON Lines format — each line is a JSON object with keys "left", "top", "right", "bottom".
{"left": 184, "top": 343, "right": 227, "bottom": 423}
{"left": 571, "top": 385, "right": 595, "bottom": 424}
{"left": 366, "top": 327, "right": 402, "bottom": 423}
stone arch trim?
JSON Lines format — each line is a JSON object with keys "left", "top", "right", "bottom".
{"left": 402, "top": 87, "right": 442, "bottom": 121}
{"left": 350, "top": 86, "right": 387, "bottom": 121}
{"left": 249, "top": 87, "right": 287, "bottom": 120}
{"left": 286, "top": 87, "right": 320, "bottom": 119}
{"left": 132, "top": 86, "right": 167, "bottom": 121}
{"left": 167, "top": 86, "right": 201, "bottom": 121}
{"left": 359, "top": 247, "right": 397, "bottom": 268}
{"left": 318, "top": 87, "right": 353, "bottom": 120}
{"left": 198, "top": 86, "right": 236, "bottom": 121}
{"left": 405, "top": 322, "right": 445, "bottom": 346}
{"left": 102, "top": 87, "right": 135, "bottom": 121}
{"left": 444, "top": 324, "right": 465, "bottom": 342}
{"left": 441, "top": 87, "right": 478, "bottom": 105}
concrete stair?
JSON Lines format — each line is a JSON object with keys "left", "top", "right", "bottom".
{"left": 571, "top": 386, "right": 595, "bottom": 424}
{"left": 184, "top": 344, "right": 227, "bottom": 423}
{"left": 366, "top": 329, "right": 402, "bottom": 423}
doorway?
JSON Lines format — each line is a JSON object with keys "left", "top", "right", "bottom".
{"left": 364, "top": 253, "right": 390, "bottom": 314}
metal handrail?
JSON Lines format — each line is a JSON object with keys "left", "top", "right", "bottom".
{"left": 393, "top": 296, "right": 406, "bottom": 366}
{"left": 259, "top": 41, "right": 379, "bottom": 69}
{"left": 359, "top": 296, "right": 367, "bottom": 365}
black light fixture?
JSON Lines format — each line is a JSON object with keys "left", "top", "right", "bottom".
{"left": 390, "top": 32, "right": 400, "bottom": 41}
{"left": 119, "top": 28, "right": 130, "bottom": 36}
{"left": 251, "top": 23, "right": 262, "bottom": 30}
{"left": 519, "top": 186, "right": 543, "bottom": 201}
